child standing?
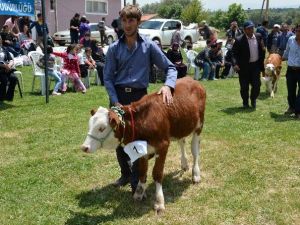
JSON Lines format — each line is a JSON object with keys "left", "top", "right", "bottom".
{"left": 52, "top": 44, "right": 86, "bottom": 93}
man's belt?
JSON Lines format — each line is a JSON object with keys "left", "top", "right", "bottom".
{"left": 288, "top": 66, "right": 300, "bottom": 71}
{"left": 115, "top": 86, "right": 147, "bottom": 93}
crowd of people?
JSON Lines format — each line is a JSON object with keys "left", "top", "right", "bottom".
{"left": 0, "top": 9, "right": 299, "bottom": 120}
{"left": 0, "top": 13, "right": 109, "bottom": 100}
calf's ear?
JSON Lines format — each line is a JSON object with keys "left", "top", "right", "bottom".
{"left": 108, "top": 110, "right": 121, "bottom": 129}
{"left": 91, "top": 109, "right": 96, "bottom": 116}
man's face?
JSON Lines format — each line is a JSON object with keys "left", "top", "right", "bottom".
{"left": 121, "top": 17, "right": 140, "bottom": 37}
{"left": 244, "top": 27, "right": 254, "bottom": 37}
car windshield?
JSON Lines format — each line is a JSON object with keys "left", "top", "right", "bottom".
{"left": 139, "top": 21, "right": 163, "bottom": 30}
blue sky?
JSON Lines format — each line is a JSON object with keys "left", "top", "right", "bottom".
{"left": 137, "top": 0, "right": 300, "bottom": 10}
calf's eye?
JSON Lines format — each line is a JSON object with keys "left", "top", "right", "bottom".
{"left": 99, "top": 127, "right": 105, "bottom": 132}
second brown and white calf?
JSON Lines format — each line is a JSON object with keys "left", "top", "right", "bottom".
{"left": 262, "top": 53, "right": 282, "bottom": 98}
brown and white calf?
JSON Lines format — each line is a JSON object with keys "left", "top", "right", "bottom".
{"left": 262, "top": 53, "right": 282, "bottom": 98}
{"left": 81, "top": 77, "right": 206, "bottom": 213}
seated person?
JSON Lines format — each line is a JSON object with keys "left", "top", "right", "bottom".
{"left": 0, "top": 39, "right": 18, "bottom": 101}
{"left": 166, "top": 42, "right": 187, "bottom": 79}
{"left": 220, "top": 37, "right": 235, "bottom": 79}
{"left": 90, "top": 40, "right": 105, "bottom": 85}
{"left": 36, "top": 46, "right": 62, "bottom": 95}
{"left": 201, "top": 42, "right": 223, "bottom": 81}
{"left": 79, "top": 32, "right": 92, "bottom": 48}
{"left": 18, "top": 25, "right": 36, "bottom": 54}
{"left": 79, "top": 47, "right": 97, "bottom": 83}
{"left": 0, "top": 25, "right": 22, "bottom": 57}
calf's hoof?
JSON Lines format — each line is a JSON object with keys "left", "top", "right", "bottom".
{"left": 193, "top": 175, "right": 201, "bottom": 184}
{"left": 154, "top": 202, "right": 165, "bottom": 215}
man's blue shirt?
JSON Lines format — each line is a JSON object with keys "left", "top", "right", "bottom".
{"left": 283, "top": 35, "right": 300, "bottom": 67}
{"left": 104, "top": 34, "right": 177, "bottom": 104}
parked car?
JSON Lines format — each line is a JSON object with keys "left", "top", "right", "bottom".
{"left": 138, "top": 19, "right": 200, "bottom": 47}
{"left": 53, "top": 23, "right": 117, "bottom": 46}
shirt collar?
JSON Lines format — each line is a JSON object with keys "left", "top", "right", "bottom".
{"left": 119, "top": 33, "right": 145, "bottom": 43}
{"left": 247, "top": 34, "right": 256, "bottom": 40}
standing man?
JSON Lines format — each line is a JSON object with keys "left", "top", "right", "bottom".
{"left": 111, "top": 11, "right": 124, "bottom": 39}
{"left": 282, "top": 25, "right": 300, "bottom": 119}
{"left": 98, "top": 17, "right": 106, "bottom": 47}
{"left": 277, "top": 23, "right": 294, "bottom": 56}
{"left": 104, "top": 5, "right": 177, "bottom": 193}
{"left": 30, "top": 13, "right": 49, "bottom": 50}
{"left": 226, "top": 21, "right": 242, "bottom": 40}
{"left": 70, "top": 13, "right": 80, "bottom": 44}
{"left": 170, "top": 22, "right": 184, "bottom": 47}
{"left": 232, "top": 20, "right": 265, "bottom": 109}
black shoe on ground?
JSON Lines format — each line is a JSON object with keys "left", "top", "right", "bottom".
{"left": 284, "top": 107, "right": 295, "bottom": 115}
{"left": 295, "top": 113, "right": 300, "bottom": 120}
{"left": 251, "top": 100, "right": 256, "bottom": 109}
{"left": 242, "top": 104, "right": 250, "bottom": 109}
{"left": 113, "top": 176, "right": 130, "bottom": 187}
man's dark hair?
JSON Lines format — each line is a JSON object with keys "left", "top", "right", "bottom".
{"left": 37, "top": 13, "right": 42, "bottom": 18}
{"left": 176, "top": 22, "right": 181, "bottom": 29}
{"left": 74, "top": 13, "right": 80, "bottom": 18}
{"left": 120, "top": 5, "right": 142, "bottom": 21}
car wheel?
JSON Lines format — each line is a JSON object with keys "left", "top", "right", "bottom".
{"left": 107, "top": 36, "right": 114, "bottom": 45}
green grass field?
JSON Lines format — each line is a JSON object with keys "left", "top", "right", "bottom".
{"left": 1, "top": 65, "right": 299, "bottom": 225}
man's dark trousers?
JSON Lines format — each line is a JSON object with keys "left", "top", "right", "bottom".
{"left": 114, "top": 87, "right": 147, "bottom": 192}
{"left": 286, "top": 67, "right": 300, "bottom": 113}
{"left": 238, "top": 61, "right": 261, "bottom": 106}
{"left": 70, "top": 32, "right": 79, "bottom": 44}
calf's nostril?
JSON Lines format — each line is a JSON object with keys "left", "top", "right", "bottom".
{"left": 81, "top": 145, "right": 90, "bottom": 152}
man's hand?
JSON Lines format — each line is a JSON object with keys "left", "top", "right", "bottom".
{"left": 114, "top": 102, "right": 123, "bottom": 107}
{"left": 233, "top": 65, "right": 240, "bottom": 72}
{"left": 157, "top": 85, "right": 173, "bottom": 105}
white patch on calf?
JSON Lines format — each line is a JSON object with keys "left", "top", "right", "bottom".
{"left": 154, "top": 182, "right": 165, "bottom": 213}
{"left": 81, "top": 107, "right": 118, "bottom": 153}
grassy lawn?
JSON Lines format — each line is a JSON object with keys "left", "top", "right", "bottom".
{"left": 1, "top": 64, "right": 299, "bottom": 225}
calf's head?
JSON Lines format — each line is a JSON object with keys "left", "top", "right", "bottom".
{"left": 81, "top": 106, "right": 120, "bottom": 153}
{"left": 265, "top": 63, "right": 275, "bottom": 77}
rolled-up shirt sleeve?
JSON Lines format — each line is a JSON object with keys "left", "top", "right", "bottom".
{"left": 150, "top": 43, "right": 177, "bottom": 89}
{"left": 104, "top": 47, "right": 119, "bottom": 104}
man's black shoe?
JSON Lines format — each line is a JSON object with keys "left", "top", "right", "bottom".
{"left": 284, "top": 107, "right": 295, "bottom": 115}
{"left": 113, "top": 176, "right": 130, "bottom": 187}
{"left": 242, "top": 104, "right": 250, "bottom": 109}
{"left": 251, "top": 100, "right": 256, "bottom": 109}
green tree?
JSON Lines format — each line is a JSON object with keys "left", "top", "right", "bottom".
{"left": 225, "top": 3, "right": 248, "bottom": 29}
{"left": 209, "top": 10, "right": 227, "bottom": 29}
{"left": 180, "top": 0, "right": 207, "bottom": 24}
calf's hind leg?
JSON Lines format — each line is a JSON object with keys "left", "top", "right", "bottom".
{"left": 191, "top": 132, "right": 201, "bottom": 183}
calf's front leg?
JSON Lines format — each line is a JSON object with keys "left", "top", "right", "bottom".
{"left": 152, "top": 145, "right": 168, "bottom": 214}
{"left": 133, "top": 156, "right": 148, "bottom": 201}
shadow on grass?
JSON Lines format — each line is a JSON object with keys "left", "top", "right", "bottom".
{"left": 221, "top": 106, "right": 256, "bottom": 115}
{"left": 65, "top": 171, "right": 192, "bottom": 224}
{"left": 258, "top": 92, "right": 270, "bottom": 100}
{"left": 0, "top": 101, "right": 15, "bottom": 111}
{"left": 269, "top": 112, "right": 296, "bottom": 122}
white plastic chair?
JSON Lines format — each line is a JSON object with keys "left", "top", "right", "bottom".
{"left": 186, "top": 50, "right": 200, "bottom": 80}
{"left": 8, "top": 53, "right": 24, "bottom": 92}
{"left": 28, "top": 51, "right": 47, "bottom": 95}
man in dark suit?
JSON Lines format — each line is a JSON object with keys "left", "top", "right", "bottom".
{"left": 232, "top": 20, "right": 265, "bottom": 109}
